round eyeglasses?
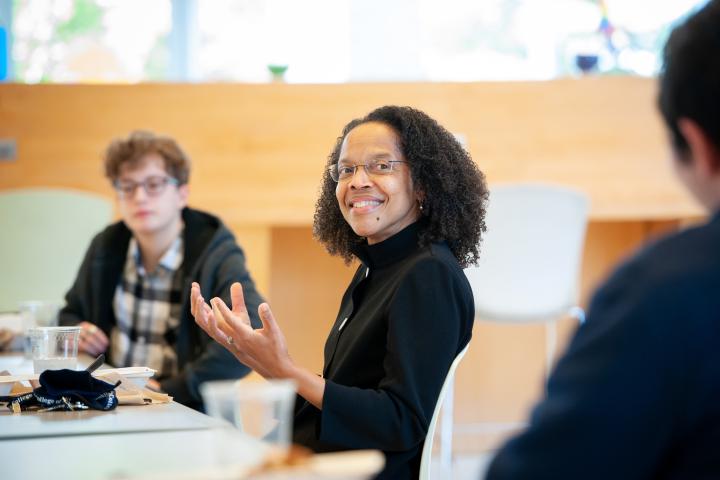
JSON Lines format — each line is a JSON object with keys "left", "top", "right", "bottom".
{"left": 112, "top": 176, "right": 179, "bottom": 199}
{"left": 329, "top": 160, "right": 407, "bottom": 182}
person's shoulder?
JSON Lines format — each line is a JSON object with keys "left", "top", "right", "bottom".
{"left": 582, "top": 218, "right": 720, "bottom": 371}
{"left": 630, "top": 218, "right": 720, "bottom": 282}
{"left": 392, "top": 242, "right": 474, "bottom": 337}
{"left": 182, "top": 207, "right": 247, "bottom": 272}
{"left": 402, "top": 242, "right": 467, "bottom": 282}
{"left": 428, "top": 241, "right": 460, "bottom": 263}
{"left": 183, "top": 207, "right": 237, "bottom": 244}
{"left": 182, "top": 207, "right": 224, "bottom": 231}
{"left": 405, "top": 241, "right": 456, "bottom": 265}
{"left": 593, "top": 217, "right": 720, "bottom": 315}
{"left": 90, "top": 219, "right": 130, "bottom": 252}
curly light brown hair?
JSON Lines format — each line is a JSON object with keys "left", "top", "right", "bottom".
{"left": 104, "top": 130, "right": 191, "bottom": 185}
{"left": 313, "top": 105, "right": 488, "bottom": 268}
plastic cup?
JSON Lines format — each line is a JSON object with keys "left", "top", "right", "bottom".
{"left": 200, "top": 379, "right": 269, "bottom": 467}
{"left": 235, "top": 379, "right": 297, "bottom": 450}
{"left": 200, "top": 379, "right": 242, "bottom": 427}
{"left": 20, "top": 300, "right": 61, "bottom": 359}
{"left": 201, "top": 379, "right": 297, "bottom": 450}
{"left": 28, "top": 326, "right": 81, "bottom": 373}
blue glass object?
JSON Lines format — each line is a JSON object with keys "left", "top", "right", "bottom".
{"left": 575, "top": 54, "right": 599, "bottom": 73}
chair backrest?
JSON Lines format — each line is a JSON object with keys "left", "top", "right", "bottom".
{"left": 419, "top": 343, "right": 470, "bottom": 480}
{"left": 464, "top": 184, "right": 589, "bottom": 322}
{"left": 0, "top": 188, "right": 113, "bottom": 312}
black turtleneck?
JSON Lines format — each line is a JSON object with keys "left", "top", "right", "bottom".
{"left": 292, "top": 222, "right": 474, "bottom": 480}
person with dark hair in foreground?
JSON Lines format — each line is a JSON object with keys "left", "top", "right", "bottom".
{"left": 486, "top": 2, "right": 720, "bottom": 478}
{"left": 191, "top": 105, "right": 488, "bottom": 479}
{"left": 60, "top": 131, "right": 264, "bottom": 410}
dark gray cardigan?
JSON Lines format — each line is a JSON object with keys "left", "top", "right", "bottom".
{"left": 59, "top": 207, "right": 264, "bottom": 410}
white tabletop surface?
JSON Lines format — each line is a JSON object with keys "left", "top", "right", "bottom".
{"left": 0, "top": 353, "right": 382, "bottom": 480}
{"left": 0, "top": 400, "right": 228, "bottom": 439}
{"left": 1, "top": 352, "right": 230, "bottom": 440}
{"left": 0, "top": 351, "right": 34, "bottom": 374}
{"left": 0, "top": 351, "right": 94, "bottom": 375}
{"left": 0, "top": 349, "right": 265, "bottom": 478}
{"left": 2, "top": 427, "right": 265, "bottom": 480}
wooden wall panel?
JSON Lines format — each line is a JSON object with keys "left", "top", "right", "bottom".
{"left": 0, "top": 80, "right": 706, "bottom": 453}
{"left": 269, "top": 227, "right": 356, "bottom": 374}
{"left": 232, "top": 225, "right": 272, "bottom": 298}
{"left": 0, "top": 79, "right": 704, "bottom": 224}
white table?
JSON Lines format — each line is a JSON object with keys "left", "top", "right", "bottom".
{"left": 0, "top": 353, "right": 382, "bottom": 479}
{"left": 0, "top": 401, "right": 229, "bottom": 440}
{"left": 0, "top": 350, "right": 94, "bottom": 375}
{"left": 0, "top": 350, "right": 34, "bottom": 374}
{"left": 2, "top": 428, "right": 264, "bottom": 480}
{"left": 0, "top": 353, "right": 265, "bottom": 479}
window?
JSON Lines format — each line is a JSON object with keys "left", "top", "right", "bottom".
{"left": 5, "top": 0, "right": 709, "bottom": 83}
{"left": 416, "top": 0, "right": 709, "bottom": 80}
{"left": 11, "top": 0, "right": 171, "bottom": 83}
{"left": 196, "top": 0, "right": 350, "bottom": 83}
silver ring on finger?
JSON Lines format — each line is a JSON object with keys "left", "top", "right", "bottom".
{"left": 226, "top": 335, "right": 234, "bottom": 346}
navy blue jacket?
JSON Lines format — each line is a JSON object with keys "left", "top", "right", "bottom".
{"left": 486, "top": 212, "right": 720, "bottom": 479}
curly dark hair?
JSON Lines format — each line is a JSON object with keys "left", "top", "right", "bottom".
{"left": 313, "top": 105, "right": 488, "bottom": 268}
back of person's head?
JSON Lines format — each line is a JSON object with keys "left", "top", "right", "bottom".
{"left": 659, "top": 0, "right": 720, "bottom": 161}
{"left": 104, "top": 130, "right": 191, "bottom": 185}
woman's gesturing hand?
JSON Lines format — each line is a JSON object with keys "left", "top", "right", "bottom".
{"left": 190, "top": 281, "right": 294, "bottom": 380}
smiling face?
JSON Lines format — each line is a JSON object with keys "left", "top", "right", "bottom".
{"left": 115, "top": 153, "right": 188, "bottom": 238}
{"left": 335, "top": 122, "right": 421, "bottom": 245}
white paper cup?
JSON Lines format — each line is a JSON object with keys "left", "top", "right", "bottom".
{"left": 28, "top": 326, "right": 81, "bottom": 373}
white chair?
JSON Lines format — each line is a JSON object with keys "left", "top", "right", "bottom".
{"left": 0, "top": 188, "right": 113, "bottom": 312}
{"left": 419, "top": 343, "right": 470, "bottom": 480}
{"left": 464, "top": 183, "right": 589, "bottom": 377}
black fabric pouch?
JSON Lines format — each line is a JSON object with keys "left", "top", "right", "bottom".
{"left": 3, "top": 369, "right": 120, "bottom": 412}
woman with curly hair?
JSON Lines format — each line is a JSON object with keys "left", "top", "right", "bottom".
{"left": 190, "top": 105, "right": 488, "bottom": 479}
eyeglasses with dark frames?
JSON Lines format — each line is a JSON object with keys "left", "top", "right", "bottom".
{"left": 329, "top": 159, "right": 407, "bottom": 182}
{"left": 112, "top": 176, "right": 179, "bottom": 199}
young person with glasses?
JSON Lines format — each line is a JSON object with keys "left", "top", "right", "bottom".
{"left": 59, "top": 130, "right": 264, "bottom": 410}
{"left": 191, "top": 106, "right": 488, "bottom": 479}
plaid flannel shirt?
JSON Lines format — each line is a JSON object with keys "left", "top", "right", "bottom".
{"left": 110, "top": 236, "right": 184, "bottom": 378}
